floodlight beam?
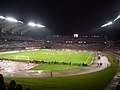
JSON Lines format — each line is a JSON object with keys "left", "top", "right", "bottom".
{"left": 0, "top": 16, "right": 6, "bottom": 19}
{"left": 101, "top": 21, "right": 113, "bottom": 27}
{"left": 18, "top": 21, "right": 24, "bottom": 23}
{"left": 36, "top": 24, "right": 45, "bottom": 27}
{"left": 28, "top": 22, "right": 36, "bottom": 26}
{"left": 6, "top": 17, "right": 18, "bottom": 22}
{"left": 114, "top": 15, "right": 120, "bottom": 22}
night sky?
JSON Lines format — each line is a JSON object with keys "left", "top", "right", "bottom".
{"left": 0, "top": 0, "right": 120, "bottom": 39}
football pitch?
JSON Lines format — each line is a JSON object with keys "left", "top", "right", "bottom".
{"left": 0, "top": 49, "right": 95, "bottom": 65}
{"left": 3, "top": 53, "right": 118, "bottom": 90}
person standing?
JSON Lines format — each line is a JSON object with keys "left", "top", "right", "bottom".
{"left": 8, "top": 80, "right": 16, "bottom": 90}
{"left": 0, "top": 74, "right": 6, "bottom": 90}
{"left": 50, "top": 70, "right": 53, "bottom": 77}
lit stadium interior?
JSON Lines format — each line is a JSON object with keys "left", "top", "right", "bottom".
{"left": 0, "top": 1, "right": 120, "bottom": 90}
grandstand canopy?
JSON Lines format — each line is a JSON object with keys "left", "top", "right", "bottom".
{"left": 0, "top": 16, "right": 45, "bottom": 34}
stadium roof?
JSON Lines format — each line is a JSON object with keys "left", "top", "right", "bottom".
{"left": 0, "top": 16, "right": 45, "bottom": 34}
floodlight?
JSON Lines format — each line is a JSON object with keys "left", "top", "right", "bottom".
{"left": 114, "top": 15, "right": 120, "bottom": 22}
{"left": 18, "top": 21, "right": 24, "bottom": 23}
{"left": 36, "top": 24, "right": 45, "bottom": 27}
{"left": 0, "top": 16, "right": 6, "bottom": 19}
{"left": 6, "top": 17, "right": 18, "bottom": 22}
{"left": 28, "top": 22, "right": 36, "bottom": 26}
{"left": 101, "top": 21, "right": 113, "bottom": 27}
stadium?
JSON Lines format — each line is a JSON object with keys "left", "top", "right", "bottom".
{"left": 0, "top": 15, "right": 119, "bottom": 90}
{"left": 0, "top": 1, "right": 120, "bottom": 90}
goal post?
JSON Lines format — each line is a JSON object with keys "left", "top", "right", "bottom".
{"left": 16, "top": 56, "right": 29, "bottom": 60}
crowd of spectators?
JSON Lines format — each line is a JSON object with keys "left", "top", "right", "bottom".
{"left": 45, "top": 35, "right": 107, "bottom": 51}
{"left": 0, "top": 41, "right": 43, "bottom": 48}
{"left": 0, "top": 73, "right": 26, "bottom": 90}
{"left": 105, "top": 42, "right": 120, "bottom": 55}
{"left": 0, "top": 35, "right": 44, "bottom": 49}
{"left": 51, "top": 43, "right": 106, "bottom": 51}
{"left": 106, "top": 47, "right": 120, "bottom": 55}
{"left": 46, "top": 35, "right": 107, "bottom": 44}
{"left": 1, "top": 35, "right": 34, "bottom": 41}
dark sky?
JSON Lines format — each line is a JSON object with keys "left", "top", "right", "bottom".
{"left": 0, "top": 0, "right": 120, "bottom": 39}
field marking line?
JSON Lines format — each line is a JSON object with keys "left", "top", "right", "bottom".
{"left": 72, "top": 52, "right": 86, "bottom": 63}
{"left": 0, "top": 51, "right": 19, "bottom": 54}
{"left": 76, "top": 52, "right": 86, "bottom": 63}
{"left": 84, "top": 52, "right": 93, "bottom": 64}
{"left": 77, "top": 52, "right": 89, "bottom": 63}
{"left": 65, "top": 51, "right": 83, "bottom": 63}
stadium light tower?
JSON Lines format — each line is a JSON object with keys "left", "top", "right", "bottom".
{"left": 114, "top": 15, "right": 120, "bottom": 22}
{"left": 6, "top": 17, "right": 18, "bottom": 22}
{"left": 18, "top": 21, "right": 24, "bottom": 24}
{"left": 101, "top": 14, "right": 120, "bottom": 28}
{"left": 28, "top": 22, "right": 36, "bottom": 26}
{"left": 28, "top": 22, "right": 45, "bottom": 27}
{"left": 0, "top": 16, "right": 6, "bottom": 19}
{"left": 101, "top": 21, "right": 113, "bottom": 27}
{"left": 36, "top": 24, "right": 45, "bottom": 27}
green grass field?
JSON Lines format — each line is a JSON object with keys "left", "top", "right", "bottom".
{"left": 0, "top": 49, "right": 94, "bottom": 64}
{"left": 30, "top": 64, "right": 80, "bottom": 70}
{"left": 2, "top": 50, "right": 118, "bottom": 90}
{"left": 4, "top": 52, "right": 119, "bottom": 90}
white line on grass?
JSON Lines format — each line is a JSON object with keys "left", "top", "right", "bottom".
{"left": 84, "top": 52, "right": 93, "bottom": 64}
{"left": 77, "top": 52, "right": 86, "bottom": 63}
